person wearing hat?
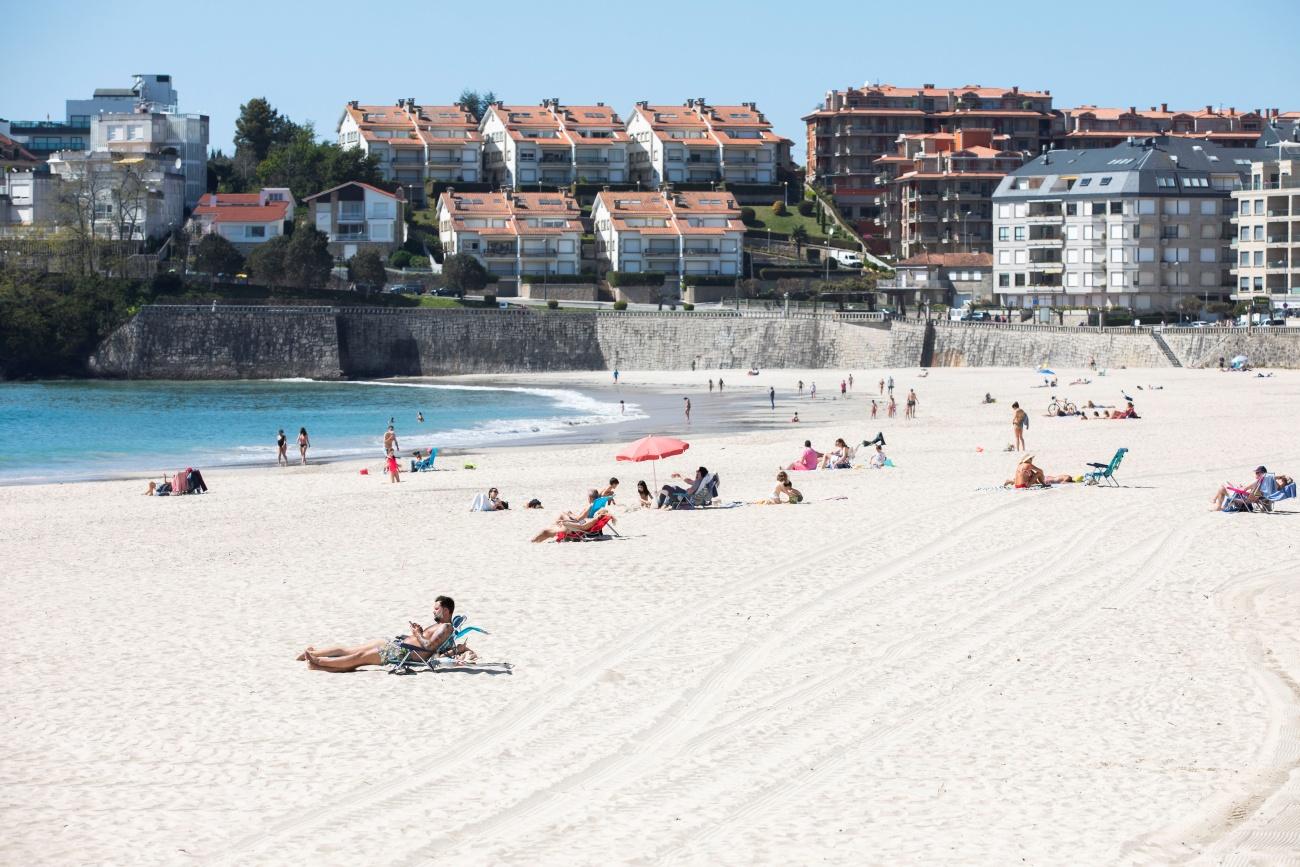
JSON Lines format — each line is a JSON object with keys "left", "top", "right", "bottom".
{"left": 1209, "top": 465, "right": 1273, "bottom": 511}
{"left": 1008, "top": 455, "right": 1045, "bottom": 488}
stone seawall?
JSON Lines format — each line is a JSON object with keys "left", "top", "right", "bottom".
{"left": 87, "top": 307, "right": 1300, "bottom": 379}
{"left": 89, "top": 307, "right": 898, "bottom": 379}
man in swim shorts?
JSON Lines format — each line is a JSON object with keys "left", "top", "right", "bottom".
{"left": 298, "top": 596, "right": 457, "bottom": 672}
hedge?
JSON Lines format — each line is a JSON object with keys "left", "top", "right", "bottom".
{"left": 606, "top": 271, "right": 666, "bottom": 287}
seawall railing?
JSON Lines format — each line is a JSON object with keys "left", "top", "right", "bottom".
{"left": 139, "top": 305, "right": 886, "bottom": 323}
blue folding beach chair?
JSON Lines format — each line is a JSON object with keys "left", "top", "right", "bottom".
{"left": 1085, "top": 448, "right": 1127, "bottom": 486}
{"left": 1224, "top": 473, "right": 1297, "bottom": 513}
{"left": 410, "top": 448, "right": 438, "bottom": 473}
{"left": 388, "top": 614, "right": 489, "bottom": 675}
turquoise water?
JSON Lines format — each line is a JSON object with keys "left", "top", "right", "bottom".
{"left": 0, "top": 379, "right": 632, "bottom": 483}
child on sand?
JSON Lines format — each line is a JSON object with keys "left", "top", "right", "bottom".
{"left": 386, "top": 450, "right": 401, "bottom": 483}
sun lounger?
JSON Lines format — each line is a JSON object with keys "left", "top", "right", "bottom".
{"left": 669, "top": 472, "right": 719, "bottom": 509}
{"left": 388, "top": 614, "right": 490, "bottom": 674}
{"left": 410, "top": 448, "right": 438, "bottom": 473}
{"left": 1084, "top": 448, "right": 1128, "bottom": 486}
{"left": 1224, "top": 474, "right": 1297, "bottom": 513}
{"left": 556, "top": 513, "right": 619, "bottom": 542}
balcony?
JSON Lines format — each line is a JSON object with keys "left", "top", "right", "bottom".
{"left": 484, "top": 244, "right": 517, "bottom": 257}
{"left": 724, "top": 155, "right": 759, "bottom": 165}
{"left": 335, "top": 224, "right": 367, "bottom": 241}
{"left": 646, "top": 244, "right": 678, "bottom": 256}
{"left": 942, "top": 191, "right": 983, "bottom": 202}
{"left": 910, "top": 212, "right": 938, "bottom": 223}
{"left": 687, "top": 155, "right": 719, "bottom": 164}
{"left": 521, "top": 246, "right": 559, "bottom": 258}
{"left": 683, "top": 246, "right": 724, "bottom": 256}
{"left": 539, "top": 152, "right": 570, "bottom": 164}
{"left": 575, "top": 154, "right": 609, "bottom": 164}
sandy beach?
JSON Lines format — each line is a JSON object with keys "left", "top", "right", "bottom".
{"left": 3, "top": 366, "right": 1299, "bottom": 865}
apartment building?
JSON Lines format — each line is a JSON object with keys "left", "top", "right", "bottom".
{"left": 3, "top": 74, "right": 178, "bottom": 160}
{"left": 991, "top": 137, "right": 1269, "bottom": 312}
{"left": 480, "top": 101, "right": 629, "bottom": 188}
{"left": 303, "top": 181, "right": 405, "bottom": 260}
{"left": 873, "top": 129, "right": 1026, "bottom": 259}
{"left": 190, "top": 189, "right": 293, "bottom": 249}
{"left": 1058, "top": 104, "right": 1281, "bottom": 150}
{"left": 89, "top": 112, "right": 209, "bottom": 208}
{"left": 435, "top": 188, "right": 582, "bottom": 285}
{"left": 337, "top": 100, "right": 482, "bottom": 200}
{"left": 1230, "top": 151, "right": 1300, "bottom": 300}
{"left": 804, "top": 84, "right": 1056, "bottom": 246}
{"left": 0, "top": 168, "right": 63, "bottom": 228}
{"left": 877, "top": 252, "right": 994, "bottom": 309}
{"left": 626, "top": 99, "right": 782, "bottom": 187}
{"left": 591, "top": 189, "right": 744, "bottom": 286}
{"left": 38, "top": 150, "right": 186, "bottom": 240}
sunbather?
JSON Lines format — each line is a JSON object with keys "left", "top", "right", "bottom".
{"left": 298, "top": 596, "right": 459, "bottom": 672}
{"left": 820, "top": 438, "right": 852, "bottom": 469}
{"left": 756, "top": 471, "right": 803, "bottom": 504}
{"left": 869, "top": 444, "right": 887, "bottom": 468}
{"left": 1210, "top": 465, "right": 1280, "bottom": 511}
{"left": 657, "top": 467, "right": 711, "bottom": 508}
{"left": 557, "top": 489, "right": 600, "bottom": 522}
{"left": 786, "top": 440, "right": 822, "bottom": 472}
{"left": 1004, "top": 455, "right": 1075, "bottom": 487}
{"left": 531, "top": 508, "right": 616, "bottom": 543}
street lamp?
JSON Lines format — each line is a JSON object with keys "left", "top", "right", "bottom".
{"left": 783, "top": 180, "right": 789, "bottom": 207}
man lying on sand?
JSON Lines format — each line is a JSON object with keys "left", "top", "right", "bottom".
{"left": 531, "top": 508, "right": 616, "bottom": 542}
{"left": 1003, "top": 455, "right": 1076, "bottom": 489}
{"left": 297, "top": 595, "right": 468, "bottom": 672}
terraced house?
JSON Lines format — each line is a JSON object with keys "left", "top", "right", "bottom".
{"left": 590, "top": 189, "right": 744, "bottom": 291}
{"left": 435, "top": 189, "right": 582, "bottom": 288}
{"left": 625, "top": 99, "right": 784, "bottom": 187}
{"left": 479, "top": 101, "right": 629, "bottom": 188}
{"left": 1057, "top": 104, "right": 1278, "bottom": 150}
{"left": 337, "top": 100, "right": 482, "bottom": 202}
{"left": 803, "top": 84, "right": 1055, "bottom": 250}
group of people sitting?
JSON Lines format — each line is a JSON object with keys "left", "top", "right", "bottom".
{"left": 1003, "top": 455, "right": 1077, "bottom": 488}
{"left": 144, "top": 468, "right": 208, "bottom": 496}
{"left": 785, "top": 433, "right": 888, "bottom": 471}
{"left": 1210, "top": 466, "right": 1296, "bottom": 513}
{"left": 530, "top": 478, "right": 624, "bottom": 542}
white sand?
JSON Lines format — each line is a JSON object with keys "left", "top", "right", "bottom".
{"left": 2, "top": 367, "right": 1299, "bottom": 865}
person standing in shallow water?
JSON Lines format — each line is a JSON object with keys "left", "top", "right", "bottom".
{"left": 683, "top": 397, "right": 691, "bottom": 422}
{"left": 276, "top": 429, "right": 288, "bottom": 466}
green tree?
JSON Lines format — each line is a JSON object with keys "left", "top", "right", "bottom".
{"left": 192, "top": 233, "right": 245, "bottom": 276}
{"left": 348, "top": 249, "right": 387, "bottom": 293}
{"left": 246, "top": 235, "right": 289, "bottom": 285}
{"left": 457, "top": 89, "right": 499, "bottom": 121}
{"left": 441, "top": 253, "right": 490, "bottom": 293}
{"left": 206, "top": 149, "right": 238, "bottom": 194}
{"left": 256, "top": 125, "right": 382, "bottom": 201}
{"left": 283, "top": 226, "right": 334, "bottom": 288}
{"left": 234, "top": 97, "right": 295, "bottom": 165}
{"left": 321, "top": 144, "right": 382, "bottom": 191}
{"left": 790, "top": 225, "right": 809, "bottom": 259}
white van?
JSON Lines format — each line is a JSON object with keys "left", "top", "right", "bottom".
{"left": 828, "top": 249, "right": 863, "bottom": 268}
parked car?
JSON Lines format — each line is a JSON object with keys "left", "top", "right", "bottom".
{"left": 430, "top": 287, "right": 464, "bottom": 298}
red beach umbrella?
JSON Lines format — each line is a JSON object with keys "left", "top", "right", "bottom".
{"left": 616, "top": 435, "right": 690, "bottom": 488}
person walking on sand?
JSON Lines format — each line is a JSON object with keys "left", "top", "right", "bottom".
{"left": 798, "top": 380, "right": 804, "bottom": 396}
{"left": 906, "top": 388, "right": 918, "bottom": 419}
{"left": 1011, "top": 402, "right": 1028, "bottom": 451}
{"left": 709, "top": 378, "right": 714, "bottom": 393}
{"left": 769, "top": 386, "right": 775, "bottom": 410}
{"left": 887, "top": 375, "right": 894, "bottom": 397}
{"left": 276, "top": 429, "right": 288, "bottom": 466}
{"left": 383, "top": 425, "right": 399, "bottom": 455}
{"left": 871, "top": 399, "right": 878, "bottom": 419}
{"left": 297, "top": 427, "right": 311, "bottom": 464}
{"left": 878, "top": 377, "right": 884, "bottom": 395}
{"left": 386, "top": 450, "right": 401, "bottom": 484}
{"left": 810, "top": 382, "right": 817, "bottom": 399}
{"left": 848, "top": 373, "right": 854, "bottom": 391}
{"left": 718, "top": 377, "right": 724, "bottom": 392}
{"left": 887, "top": 396, "right": 897, "bottom": 417}
{"left": 684, "top": 397, "right": 691, "bottom": 422}
{"left": 613, "top": 368, "right": 619, "bottom": 384}
{"left": 840, "top": 379, "right": 847, "bottom": 396}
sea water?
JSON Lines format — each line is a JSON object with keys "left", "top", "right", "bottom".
{"left": 0, "top": 379, "right": 634, "bottom": 484}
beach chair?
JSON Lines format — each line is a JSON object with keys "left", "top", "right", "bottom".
{"left": 669, "top": 473, "right": 719, "bottom": 509}
{"left": 410, "top": 448, "right": 438, "bottom": 473}
{"left": 1224, "top": 474, "right": 1297, "bottom": 513}
{"left": 388, "top": 614, "right": 490, "bottom": 675}
{"left": 1084, "top": 448, "right": 1128, "bottom": 486}
{"left": 556, "top": 513, "right": 620, "bottom": 542}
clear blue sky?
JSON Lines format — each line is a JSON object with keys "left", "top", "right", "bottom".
{"left": 4, "top": 0, "right": 1297, "bottom": 163}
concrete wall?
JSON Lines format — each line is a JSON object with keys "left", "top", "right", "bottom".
{"left": 923, "top": 322, "right": 1170, "bottom": 369}
{"left": 1160, "top": 328, "right": 1300, "bottom": 368}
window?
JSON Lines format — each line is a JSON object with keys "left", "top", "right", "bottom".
{"left": 998, "top": 250, "right": 1011, "bottom": 264}
{"left": 1066, "top": 249, "right": 1079, "bottom": 264}
{"left": 997, "top": 204, "right": 1010, "bottom": 219}
{"left": 1013, "top": 226, "right": 1025, "bottom": 241}
{"left": 1254, "top": 226, "right": 1264, "bottom": 240}
{"left": 1014, "top": 273, "right": 1026, "bottom": 286}
{"left": 1199, "top": 248, "right": 1216, "bottom": 263}
{"left": 1240, "top": 226, "right": 1249, "bottom": 240}
{"left": 1240, "top": 251, "right": 1249, "bottom": 266}
{"left": 1066, "top": 225, "right": 1079, "bottom": 240}
{"left": 1132, "top": 224, "right": 1141, "bottom": 238}
{"left": 998, "top": 273, "right": 1010, "bottom": 287}
{"left": 1083, "top": 249, "right": 1095, "bottom": 263}
{"left": 1109, "top": 201, "right": 1122, "bottom": 214}
{"left": 1200, "top": 224, "right": 1217, "bottom": 239}
{"left": 127, "top": 125, "right": 143, "bottom": 141}
{"left": 1065, "top": 203, "right": 1077, "bottom": 216}
{"left": 1110, "top": 272, "right": 1125, "bottom": 287}
{"left": 107, "top": 125, "right": 124, "bottom": 141}
{"left": 1155, "top": 176, "right": 1176, "bottom": 188}
{"left": 1182, "top": 177, "right": 1208, "bottom": 188}
{"left": 1138, "top": 199, "right": 1156, "bottom": 215}
{"left": 1100, "top": 176, "right": 1113, "bottom": 186}
{"left": 998, "top": 227, "right": 1009, "bottom": 241}
{"left": 1254, "top": 251, "right": 1264, "bottom": 266}
{"left": 247, "top": 225, "right": 266, "bottom": 238}
{"left": 1137, "top": 247, "right": 1155, "bottom": 262}
{"left": 1066, "top": 272, "right": 1080, "bottom": 287}
{"left": 1014, "top": 250, "right": 1027, "bottom": 264}
{"left": 1083, "top": 225, "right": 1095, "bottom": 240}
{"left": 1083, "top": 272, "right": 1094, "bottom": 287}
{"left": 1110, "top": 248, "right": 1124, "bottom": 263}
{"left": 1014, "top": 203, "right": 1027, "bottom": 218}
{"left": 1078, "top": 178, "right": 1091, "bottom": 187}
{"left": 1091, "top": 202, "right": 1106, "bottom": 215}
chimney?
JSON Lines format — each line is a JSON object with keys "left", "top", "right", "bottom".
{"left": 349, "top": 100, "right": 359, "bottom": 109}
{"left": 695, "top": 97, "right": 707, "bottom": 109}
{"left": 446, "top": 186, "right": 455, "bottom": 197}
{"left": 636, "top": 100, "right": 648, "bottom": 109}
{"left": 1160, "top": 103, "right": 1168, "bottom": 113}
{"left": 1012, "top": 86, "right": 1019, "bottom": 95}
{"left": 596, "top": 101, "right": 604, "bottom": 107}
{"left": 1205, "top": 104, "right": 1213, "bottom": 113}
{"left": 601, "top": 184, "right": 609, "bottom": 192}
{"left": 1129, "top": 106, "right": 1136, "bottom": 115}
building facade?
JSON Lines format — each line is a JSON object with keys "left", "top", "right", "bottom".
{"left": 804, "top": 84, "right": 1056, "bottom": 248}
{"left": 591, "top": 189, "right": 744, "bottom": 288}
{"left": 1058, "top": 104, "right": 1274, "bottom": 150}
{"left": 1230, "top": 152, "right": 1300, "bottom": 301}
{"left": 435, "top": 189, "right": 582, "bottom": 286}
{"left": 88, "top": 112, "right": 209, "bottom": 208}
{"left": 626, "top": 100, "right": 781, "bottom": 187}
{"left": 4, "top": 74, "right": 181, "bottom": 160}
{"left": 991, "top": 137, "right": 1269, "bottom": 312}
{"left": 480, "top": 101, "right": 629, "bottom": 188}
{"left": 876, "top": 252, "right": 994, "bottom": 309}
{"left": 303, "top": 181, "right": 405, "bottom": 260}
{"left": 873, "top": 129, "right": 1026, "bottom": 259}
{"left": 337, "top": 100, "right": 482, "bottom": 201}
{"left": 190, "top": 189, "right": 293, "bottom": 249}
{"left": 38, "top": 150, "right": 186, "bottom": 240}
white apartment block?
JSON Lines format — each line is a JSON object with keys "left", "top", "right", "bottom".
{"left": 480, "top": 101, "right": 629, "bottom": 188}
{"left": 303, "top": 181, "right": 405, "bottom": 260}
{"left": 436, "top": 189, "right": 582, "bottom": 285}
{"left": 89, "top": 112, "right": 209, "bottom": 207}
{"left": 337, "top": 100, "right": 482, "bottom": 201}
{"left": 626, "top": 99, "right": 781, "bottom": 186}
{"left": 591, "top": 189, "right": 744, "bottom": 285}
{"left": 190, "top": 189, "right": 293, "bottom": 248}
{"left": 44, "top": 150, "right": 185, "bottom": 240}
{"left": 1231, "top": 152, "right": 1300, "bottom": 301}
{"left": 991, "top": 137, "right": 1266, "bottom": 312}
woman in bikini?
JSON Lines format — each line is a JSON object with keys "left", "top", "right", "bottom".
{"left": 757, "top": 471, "right": 803, "bottom": 504}
{"left": 297, "top": 427, "right": 311, "bottom": 464}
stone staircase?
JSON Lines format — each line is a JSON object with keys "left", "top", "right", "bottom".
{"left": 1150, "top": 331, "right": 1183, "bottom": 367}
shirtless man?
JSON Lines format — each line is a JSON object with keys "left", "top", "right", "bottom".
{"left": 298, "top": 596, "right": 457, "bottom": 672}
{"left": 1011, "top": 402, "right": 1027, "bottom": 450}
{"left": 383, "top": 425, "right": 399, "bottom": 454}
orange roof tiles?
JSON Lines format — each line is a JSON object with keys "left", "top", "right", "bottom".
{"left": 194, "top": 193, "right": 289, "bottom": 224}
{"left": 594, "top": 190, "right": 744, "bottom": 235}
{"left": 438, "top": 190, "right": 582, "bottom": 237}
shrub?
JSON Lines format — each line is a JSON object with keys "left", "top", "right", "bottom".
{"left": 483, "top": 292, "right": 497, "bottom": 307}
{"left": 797, "top": 200, "right": 814, "bottom": 217}
{"left": 546, "top": 298, "right": 559, "bottom": 309}
{"left": 442, "top": 253, "right": 491, "bottom": 293}
{"left": 739, "top": 207, "right": 756, "bottom": 224}
{"left": 388, "top": 249, "right": 414, "bottom": 269}
{"left": 192, "top": 233, "right": 246, "bottom": 277}
{"left": 612, "top": 300, "right": 628, "bottom": 310}
{"left": 772, "top": 200, "right": 788, "bottom": 216}
{"left": 682, "top": 303, "right": 695, "bottom": 311}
